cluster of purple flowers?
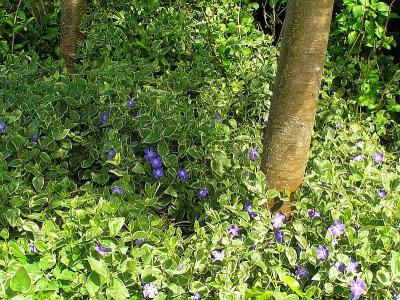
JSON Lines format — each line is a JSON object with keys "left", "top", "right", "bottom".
{"left": 271, "top": 213, "right": 286, "bottom": 244}
{"left": 353, "top": 151, "right": 384, "bottom": 163}
{"left": 144, "top": 147, "right": 165, "bottom": 179}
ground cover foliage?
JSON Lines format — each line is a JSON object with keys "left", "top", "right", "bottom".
{"left": 0, "top": 0, "right": 400, "bottom": 299}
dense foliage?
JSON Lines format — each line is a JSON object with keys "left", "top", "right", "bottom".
{"left": 0, "top": 0, "right": 399, "bottom": 299}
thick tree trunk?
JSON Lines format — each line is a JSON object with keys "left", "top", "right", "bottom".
{"left": 262, "top": 0, "right": 334, "bottom": 212}
{"left": 60, "top": 0, "right": 85, "bottom": 73}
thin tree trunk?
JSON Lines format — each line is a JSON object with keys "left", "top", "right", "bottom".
{"left": 262, "top": 0, "right": 334, "bottom": 213}
{"left": 60, "top": 0, "right": 85, "bottom": 73}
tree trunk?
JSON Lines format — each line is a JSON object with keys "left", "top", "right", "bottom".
{"left": 262, "top": 0, "right": 334, "bottom": 212}
{"left": 60, "top": 0, "right": 85, "bottom": 73}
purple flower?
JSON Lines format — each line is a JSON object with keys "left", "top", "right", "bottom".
{"left": 248, "top": 211, "right": 258, "bottom": 219}
{"left": 356, "top": 141, "right": 363, "bottom": 149}
{"left": 32, "top": 134, "right": 41, "bottom": 143}
{"left": 100, "top": 111, "right": 109, "bottom": 123}
{"left": 132, "top": 110, "right": 141, "bottom": 117}
{"left": 198, "top": 188, "right": 209, "bottom": 198}
{"left": 135, "top": 238, "right": 147, "bottom": 246}
{"left": 111, "top": 185, "right": 124, "bottom": 195}
{"left": 353, "top": 154, "right": 365, "bottom": 162}
{"left": 243, "top": 202, "right": 252, "bottom": 212}
{"left": 295, "top": 266, "right": 309, "bottom": 279}
{"left": 227, "top": 225, "right": 239, "bottom": 237}
{"left": 177, "top": 264, "right": 183, "bottom": 270}
{"left": 316, "top": 245, "right": 329, "bottom": 260}
{"left": 377, "top": 189, "right": 387, "bottom": 198}
{"left": 127, "top": 98, "right": 134, "bottom": 108}
{"left": 347, "top": 258, "right": 359, "bottom": 273}
{"left": 30, "top": 243, "right": 38, "bottom": 253}
{"left": 150, "top": 156, "right": 163, "bottom": 169}
{"left": 106, "top": 149, "right": 117, "bottom": 160}
{"left": 373, "top": 151, "right": 384, "bottom": 163}
{"left": 211, "top": 249, "right": 225, "bottom": 261}
{"left": 0, "top": 122, "right": 6, "bottom": 134}
{"left": 274, "top": 230, "right": 285, "bottom": 244}
{"left": 243, "top": 202, "right": 257, "bottom": 219}
{"left": 336, "top": 261, "right": 345, "bottom": 272}
{"left": 95, "top": 243, "right": 112, "bottom": 256}
{"left": 153, "top": 167, "right": 164, "bottom": 179}
{"left": 144, "top": 147, "right": 158, "bottom": 161}
{"left": 328, "top": 221, "right": 345, "bottom": 237}
{"left": 272, "top": 213, "right": 285, "bottom": 229}
{"left": 192, "top": 292, "right": 201, "bottom": 300}
{"left": 143, "top": 283, "right": 158, "bottom": 299}
{"left": 263, "top": 115, "right": 269, "bottom": 123}
{"left": 336, "top": 122, "right": 343, "bottom": 129}
{"left": 249, "top": 147, "right": 259, "bottom": 161}
{"left": 214, "top": 113, "right": 224, "bottom": 123}
{"left": 177, "top": 168, "right": 188, "bottom": 181}
{"left": 350, "top": 278, "right": 367, "bottom": 300}
{"left": 308, "top": 209, "right": 321, "bottom": 219}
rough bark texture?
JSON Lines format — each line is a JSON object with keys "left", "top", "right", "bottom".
{"left": 60, "top": 0, "right": 85, "bottom": 73}
{"left": 262, "top": 0, "right": 334, "bottom": 212}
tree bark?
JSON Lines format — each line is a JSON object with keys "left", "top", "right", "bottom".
{"left": 262, "top": 0, "right": 334, "bottom": 212}
{"left": 60, "top": 0, "right": 85, "bottom": 73}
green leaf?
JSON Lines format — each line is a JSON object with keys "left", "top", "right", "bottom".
{"left": 285, "top": 247, "right": 297, "bottom": 267}
{"left": 6, "top": 208, "right": 20, "bottom": 227}
{"left": 88, "top": 257, "right": 109, "bottom": 279}
{"left": 9, "top": 109, "right": 22, "bottom": 123}
{"left": 132, "top": 161, "right": 145, "bottom": 174}
{"left": 377, "top": 269, "right": 391, "bottom": 286}
{"left": 86, "top": 273, "right": 101, "bottom": 297}
{"left": 352, "top": 5, "right": 363, "bottom": 18}
{"left": 283, "top": 276, "right": 303, "bottom": 297}
{"left": 107, "top": 277, "right": 130, "bottom": 300}
{"left": 266, "top": 189, "right": 279, "bottom": 198}
{"left": 32, "top": 176, "right": 44, "bottom": 192}
{"left": 109, "top": 217, "right": 125, "bottom": 236}
{"left": 376, "top": 2, "right": 389, "bottom": 14}
{"left": 10, "top": 267, "right": 31, "bottom": 292}
{"left": 391, "top": 251, "right": 400, "bottom": 281}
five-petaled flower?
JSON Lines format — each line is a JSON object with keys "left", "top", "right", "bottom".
{"left": 353, "top": 154, "right": 365, "bottom": 162}
{"left": 144, "top": 147, "right": 158, "bottom": 161}
{"left": 0, "top": 122, "right": 6, "bottom": 134}
{"left": 153, "top": 167, "right": 164, "bottom": 179}
{"left": 249, "top": 147, "right": 259, "bottom": 161}
{"left": 274, "top": 230, "right": 285, "bottom": 244}
{"left": 95, "top": 243, "right": 112, "bottom": 256}
{"left": 295, "top": 266, "right": 309, "bottom": 279}
{"left": 192, "top": 292, "right": 201, "bottom": 300}
{"left": 377, "top": 189, "right": 387, "bottom": 198}
{"left": 308, "top": 209, "right": 322, "bottom": 219}
{"left": 177, "top": 168, "right": 188, "bottom": 181}
{"left": 198, "top": 188, "right": 209, "bottom": 198}
{"left": 272, "top": 213, "right": 285, "bottom": 229}
{"left": 211, "top": 249, "right": 225, "bottom": 261}
{"left": 373, "top": 151, "right": 384, "bottom": 163}
{"left": 214, "top": 113, "right": 223, "bottom": 123}
{"left": 328, "top": 221, "right": 345, "bottom": 237}
{"left": 227, "top": 225, "right": 239, "bottom": 237}
{"left": 32, "top": 134, "right": 41, "bottom": 143}
{"left": 30, "top": 242, "right": 38, "bottom": 253}
{"left": 336, "top": 261, "right": 345, "bottom": 272}
{"left": 143, "top": 283, "right": 158, "bottom": 299}
{"left": 350, "top": 278, "right": 367, "bottom": 300}
{"left": 316, "top": 245, "right": 329, "bottom": 260}
{"left": 346, "top": 258, "right": 359, "bottom": 274}
{"left": 150, "top": 156, "right": 163, "bottom": 169}
{"left": 100, "top": 111, "right": 109, "bottom": 123}
{"left": 106, "top": 149, "right": 117, "bottom": 160}
{"left": 111, "top": 185, "right": 123, "bottom": 195}
{"left": 135, "top": 238, "right": 147, "bottom": 246}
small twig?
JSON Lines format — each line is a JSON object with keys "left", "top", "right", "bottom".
{"left": 11, "top": 0, "right": 23, "bottom": 54}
